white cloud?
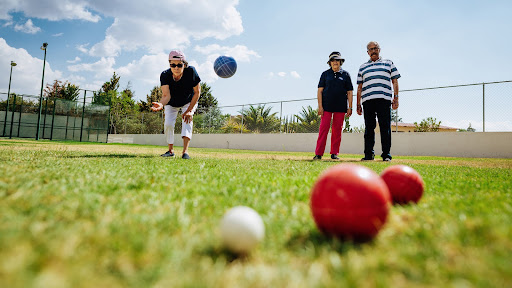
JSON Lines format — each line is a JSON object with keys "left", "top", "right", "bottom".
{"left": 290, "top": 71, "right": 301, "bottom": 79}
{"left": 14, "top": 19, "right": 41, "bottom": 34}
{"left": 267, "top": 70, "right": 302, "bottom": 80}
{"left": 66, "top": 57, "right": 81, "bottom": 64}
{"left": 194, "top": 44, "right": 260, "bottom": 62}
{"left": 85, "top": 0, "right": 243, "bottom": 56}
{"left": 89, "top": 35, "right": 122, "bottom": 57}
{"left": 67, "top": 57, "right": 116, "bottom": 80}
{"left": 52, "top": 32, "right": 63, "bottom": 37}
{"left": 0, "top": 0, "right": 100, "bottom": 22}
{"left": 191, "top": 60, "right": 220, "bottom": 84}
{"left": 76, "top": 43, "right": 90, "bottom": 54}
{"left": 0, "top": 38, "right": 62, "bottom": 95}
{"left": 116, "top": 54, "right": 168, "bottom": 92}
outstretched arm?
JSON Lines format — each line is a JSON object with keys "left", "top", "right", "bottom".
{"left": 151, "top": 85, "right": 171, "bottom": 112}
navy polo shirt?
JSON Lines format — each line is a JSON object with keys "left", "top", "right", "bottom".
{"left": 318, "top": 68, "right": 353, "bottom": 112}
{"left": 160, "top": 66, "right": 201, "bottom": 107}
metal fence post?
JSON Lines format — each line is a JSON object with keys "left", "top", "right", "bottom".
{"left": 482, "top": 83, "right": 485, "bottom": 132}
{"left": 79, "top": 90, "right": 87, "bottom": 142}
{"left": 72, "top": 102, "right": 78, "bottom": 140}
{"left": 241, "top": 105, "right": 244, "bottom": 134}
{"left": 141, "top": 113, "right": 144, "bottom": 134}
{"left": 280, "top": 101, "right": 283, "bottom": 133}
{"left": 2, "top": 94, "right": 9, "bottom": 137}
{"left": 395, "top": 109, "right": 398, "bottom": 132}
{"left": 17, "top": 96, "right": 23, "bottom": 137}
{"left": 9, "top": 94, "right": 16, "bottom": 139}
{"left": 50, "top": 98, "right": 57, "bottom": 140}
{"left": 42, "top": 97, "right": 48, "bottom": 139}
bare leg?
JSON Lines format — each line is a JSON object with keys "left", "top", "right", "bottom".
{"left": 168, "top": 144, "right": 174, "bottom": 153}
{"left": 182, "top": 137, "right": 190, "bottom": 155}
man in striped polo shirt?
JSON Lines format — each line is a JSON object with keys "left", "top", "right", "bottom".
{"left": 356, "top": 41, "right": 400, "bottom": 161}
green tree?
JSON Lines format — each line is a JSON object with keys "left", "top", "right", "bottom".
{"left": 197, "top": 82, "right": 218, "bottom": 114}
{"left": 221, "top": 116, "right": 249, "bottom": 133}
{"left": 414, "top": 117, "right": 441, "bottom": 132}
{"left": 295, "top": 106, "right": 320, "bottom": 133}
{"left": 139, "top": 86, "right": 162, "bottom": 112}
{"left": 92, "top": 72, "right": 139, "bottom": 134}
{"left": 343, "top": 114, "right": 352, "bottom": 133}
{"left": 391, "top": 109, "right": 402, "bottom": 123}
{"left": 240, "top": 104, "right": 280, "bottom": 133}
{"left": 44, "top": 80, "right": 80, "bottom": 101}
{"left": 92, "top": 72, "right": 121, "bottom": 105}
{"left": 458, "top": 123, "right": 476, "bottom": 132}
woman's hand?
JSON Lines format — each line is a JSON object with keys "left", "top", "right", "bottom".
{"left": 318, "top": 106, "right": 324, "bottom": 116}
{"left": 151, "top": 102, "right": 163, "bottom": 112}
{"left": 182, "top": 111, "right": 193, "bottom": 124}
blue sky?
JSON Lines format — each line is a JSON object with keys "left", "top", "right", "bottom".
{"left": 1, "top": 0, "right": 511, "bottom": 130}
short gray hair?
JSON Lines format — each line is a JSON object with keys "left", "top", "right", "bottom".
{"left": 366, "top": 41, "right": 380, "bottom": 50}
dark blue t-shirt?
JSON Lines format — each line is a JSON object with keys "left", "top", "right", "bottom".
{"left": 160, "top": 66, "right": 201, "bottom": 107}
{"left": 318, "top": 69, "right": 353, "bottom": 112}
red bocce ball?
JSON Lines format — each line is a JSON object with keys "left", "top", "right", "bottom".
{"left": 310, "top": 164, "right": 391, "bottom": 240}
{"left": 380, "top": 165, "right": 425, "bottom": 205}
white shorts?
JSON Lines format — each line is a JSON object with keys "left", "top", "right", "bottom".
{"left": 164, "top": 102, "right": 198, "bottom": 145}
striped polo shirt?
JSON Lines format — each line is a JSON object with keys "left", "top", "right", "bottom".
{"left": 357, "top": 58, "right": 400, "bottom": 103}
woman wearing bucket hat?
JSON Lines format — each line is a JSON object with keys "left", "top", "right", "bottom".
{"left": 151, "top": 50, "right": 201, "bottom": 159}
{"left": 313, "top": 51, "right": 354, "bottom": 160}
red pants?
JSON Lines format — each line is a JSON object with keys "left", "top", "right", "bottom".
{"left": 315, "top": 111, "right": 345, "bottom": 156}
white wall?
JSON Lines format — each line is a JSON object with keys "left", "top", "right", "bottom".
{"left": 108, "top": 132, "right": 512, "bottom": 158}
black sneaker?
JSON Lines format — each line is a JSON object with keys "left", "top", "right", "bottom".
{"left": 313, "top": 155, "right": 322, "bottom": 160}
{"left": 361, "top": 156, "right": 374, "bottom": 161}
{"left": 383, "top": 157, "right": 391, "bottom": 162}
{"left": 182, "top": 153, "right": 191, "bottom": 159}
{"left": 331, "top": 154, "right": 339, "bottom": 160}
{"left": 161, "top": 151, "right": 175, "bottom": 157}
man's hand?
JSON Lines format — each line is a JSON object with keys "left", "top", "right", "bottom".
{"left": 318, "top": 106, "right": 324, "bottom": 116}
{"left": 346, "top": 108, "right": 352, "bottom": 117}
{"left": 392, "top": 97, "right": 399, "bottom": 110}
{"left": 151, "top": 102, "right": 163, "bottom": 112}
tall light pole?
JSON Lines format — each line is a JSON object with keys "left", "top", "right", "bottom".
{"left": 36, "top": 42, "right": 48, "bottom": 140}
{"left": 2, "top": 61, "right": 16, "bottom": 137}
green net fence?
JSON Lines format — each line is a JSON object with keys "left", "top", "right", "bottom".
{"left": 0, "top": 92, "right": 110, "bottom": 142}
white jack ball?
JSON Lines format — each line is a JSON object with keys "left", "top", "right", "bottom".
{"left": 220, "top": 206, "right": 265, "bottom": 254}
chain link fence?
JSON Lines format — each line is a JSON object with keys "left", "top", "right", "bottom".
{"left": 111, "top": 80, "right": 511, "bottom": 135}
{"left": 0, "top": 91, "right": 110, "bottom": 142}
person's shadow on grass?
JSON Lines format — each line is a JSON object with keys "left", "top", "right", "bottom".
{"left": 64, "top": 154, "right": 156, "bottom": 159}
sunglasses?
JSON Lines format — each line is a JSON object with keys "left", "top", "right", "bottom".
{"left": 170, "top": 63, "right": 184, "bottom": 68}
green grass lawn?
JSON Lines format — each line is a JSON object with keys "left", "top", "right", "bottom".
{"left": 1, "top": 139, "right": 511, "bottom": 288}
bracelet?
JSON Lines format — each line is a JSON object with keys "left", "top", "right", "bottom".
{"left": 348, "top": 108, "right": 352, "bottom": 110}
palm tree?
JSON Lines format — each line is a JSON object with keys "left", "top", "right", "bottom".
{"left": 295, "top": 106, "right": 320, "bottom": 133}
{"left": 240, "top": 104, "right": 280, "bottom": 133}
